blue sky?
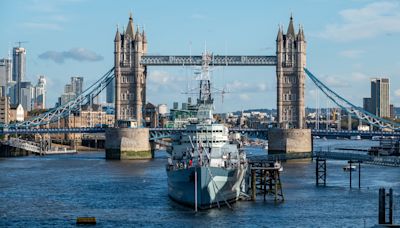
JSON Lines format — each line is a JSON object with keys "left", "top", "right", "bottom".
{"left": 1, "top": 0, "right": 400, "bottom": 112}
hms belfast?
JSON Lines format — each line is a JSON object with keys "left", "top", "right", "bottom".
{"left": 166, "top": 53, "right": 248, "bottom": 210}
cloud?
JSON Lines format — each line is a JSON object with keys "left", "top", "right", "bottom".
{"left": 148, "top": 70, "right": 186, "bottom": 85}
{"left": 147, "top": 70, "right": 187, "bottom": 93}
{"left": 191, "top": 13, "right": 207, "bottom": 20}
{"left": 38, "top": 48, "right": 104, "bottom": 63}
{"left": 226, "top": 80, "right": 269, "bottom": 93}
{"left": 339, "top": 49, "right": 365, "bottom": 58}
{"left": 319, "top": 1, "right": 400, "bottom": 41}
{"left": 350, "top": 72, "right": 368, "bottom": 81}
{"left": 315, "top": 72, "right": 369, "bottom": 89}
{"left": 321, "top": 75, "right": 350, "bottom": 88}
{"left": 395, "top": 89, "right": 400, "bottom": 97}
{"left": 21, "top": 22, "right": 62, "bottom": 31}
{"left": 326, "top": 77, "right": 349, "bottom": 88}
{"left": 26, "top": 0, "right": 85, "bottom": 13}
{"left": 239, "top": 94, "right": 251, "bottom": 101}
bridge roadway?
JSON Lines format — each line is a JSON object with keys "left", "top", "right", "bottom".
{"left": 1, "top": 127, "right": 400, "bottom": 139}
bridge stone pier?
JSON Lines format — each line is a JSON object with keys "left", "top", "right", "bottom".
{"left": 105, "top": 128, "right": 152, "bottom": 159}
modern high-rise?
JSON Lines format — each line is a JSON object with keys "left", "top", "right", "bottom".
{"left": 390, "top": 104, "right": 395, "bottom": 119}
{"left": 363, "top": 97, "right": 372, "bottom": 113}
{"left": 106, "top": 78, "right": 114, "bottom": 104}
{"left": 57, "top": 76, "right": 84, "bottom": 106}
{"left": 20, "top": 81, "right": 34, "bottom": 112}
{"left": 34, "top": 75, "right": 46, "bottom": 109}
{"left": 0, "top": 58, "right": 12, "bottom": 97}
{"left": 12, "top": 47, "right": 26, "bottom": 105}
{"left": 371, "top": 78, "right": 390, "bottom": 118}
{"left": 71, "top": 77, "right": 83, "bottom": 95}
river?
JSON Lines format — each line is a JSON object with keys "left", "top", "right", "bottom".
{"left": 1, "top": 139, "right": 400, "bottom": 227}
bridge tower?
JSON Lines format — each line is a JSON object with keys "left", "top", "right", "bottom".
{"left": 107, "top": 13, "right": 152, "bottom": 160}
{"left": 276, "top": 15, "right": 306, "bottom": 129}
{"left": 114, "top": 13, "right": 148, "bottom": 126}
{"left": 269, "top": 15, "right": 311, "bottom": 154}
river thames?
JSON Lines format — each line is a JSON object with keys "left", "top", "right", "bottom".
{"left": 1, "top": 139, "right": 400, "bottom": 227}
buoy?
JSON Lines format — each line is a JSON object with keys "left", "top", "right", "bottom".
{"left": 76, "top": 217, "right": 96, "bottom": 225}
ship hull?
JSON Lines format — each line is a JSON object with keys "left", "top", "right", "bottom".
{"left": 167, "top": 166, "right": 245, "bottom": 209}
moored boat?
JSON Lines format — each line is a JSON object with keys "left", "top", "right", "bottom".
{"left": 166, "top": 52, "right": 247, "bottom": 210}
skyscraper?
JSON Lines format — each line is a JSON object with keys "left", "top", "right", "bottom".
{"left": 12, "top": 47, "right": 26, "bottom": 105}
{"left": 0, "top": 58, "right": 12, "bottom": 97}
{"left": 106, "top": 78, "right": 114, "bottom": 104}
{"left": 71, "top": 76, "right": 83, "bottom": 95}
{"left": 20, "top": 81, "right": 34, "bottom": 112}
{"left": 371, "top": 78, "right": 390, "bottom": 118}
{"left": 34, "top": 75, "right": 46, "bottom": 109}
{"left": 56, "top": 76, "right": 84, "bottom": 106}
{"left": 363, "top": 97, "right": 372, "bottom": 113}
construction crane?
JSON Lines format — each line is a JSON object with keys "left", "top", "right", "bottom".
{"left": 15, "top": 41, "right": 28, "bottom": 47}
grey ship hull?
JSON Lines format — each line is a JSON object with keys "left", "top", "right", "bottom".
{"left": 167, "top": 166, "right": 245, "bottom": 209}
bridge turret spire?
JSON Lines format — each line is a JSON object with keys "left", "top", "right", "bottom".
{"left": 126, "top": 13, "right": 135, "bottom": 39}
{"left": 135, "top": 25, "right": 142, "bottom": 42}
{"left": 297, "top": 25, "right": 305, "bottom": 41}
{"left": 142, "top": 27, "right": 147, "bottom": 43}
{"left": 114, "top": 25, "right": 121, "bottom": 42}
{"left": 276, "top": 25, "right": 283, "bottom": 42}
{"left": 142, "top": 27, "right": 147, "bottom": 53}
{"left": 287, "top": 15, "right": 295, "bottom": 38}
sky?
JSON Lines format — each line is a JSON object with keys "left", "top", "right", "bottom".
{"left": 1, "top": 0, "right": 400, "bottom": 113}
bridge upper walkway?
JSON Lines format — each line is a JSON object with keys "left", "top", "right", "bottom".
{"left": 141, "top": 55, "right": 277, "bottom": 66}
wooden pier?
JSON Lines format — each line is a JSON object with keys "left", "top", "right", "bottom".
{"left": 248, "top": 160, "right": 284, "bottom": 202}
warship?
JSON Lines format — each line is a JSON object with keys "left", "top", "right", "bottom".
{"left": 166, "top": 53, "right": 248, "bottom": 210}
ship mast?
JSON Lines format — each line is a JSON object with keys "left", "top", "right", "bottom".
{"left": 197, "top": 52, "right": 213, "bottom": 105}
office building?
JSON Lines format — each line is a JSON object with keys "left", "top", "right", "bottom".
{"left": 0, "top": 58, "right": 12, "bottom": 97}
{"left": 390, "top": 104, "right": 395, "bottom": 119}
{"left": 60, "top": 92, "right": 76, "bottom": 106}
{"left": 0, "top": 96, "right": 10, "bottom": 124}
{"left": 34, "top": 75, "right": 46, "bottom": 109}
{"left": 57, "top": 76, "right": 84, "bottom": 106}
{"left": 106, "top": 78, "right": 114, "bottom": 104}
{"left": 371, "top": 78, "right": 390, "bottom": 118}
{"left": 71, "top": 77, "right": 83, "bottom": 95}
{"left": 20, "top": 81, "right": 34, "bottom": 112}
{"left": 363, "top": 97, "right": 372, "bottom": 113}
{"left": 7, "top": 81, "right": 16, "bottom": 104}
{"left": 12, "top": 47, "right": 26, "bottom": 105}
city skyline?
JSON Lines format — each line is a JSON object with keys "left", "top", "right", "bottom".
{"left": 1, "top": 0, "right": 400, "bottom": 112}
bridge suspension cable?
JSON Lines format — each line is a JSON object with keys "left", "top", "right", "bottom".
{"left": 2, "top": 67, "right": 115, "bottom": 129}
{"left": 305, "top": 68, "right": 400, "bottom": 130}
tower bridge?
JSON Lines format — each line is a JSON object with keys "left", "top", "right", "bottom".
{"left": 2, "top": 13, "right": 400, "bottom": 159}
{"left": 113, "top": 14, "right": 305, "bottom": 129}
{"left": 107, "top": 13, "right": 310, "bottom": 158}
